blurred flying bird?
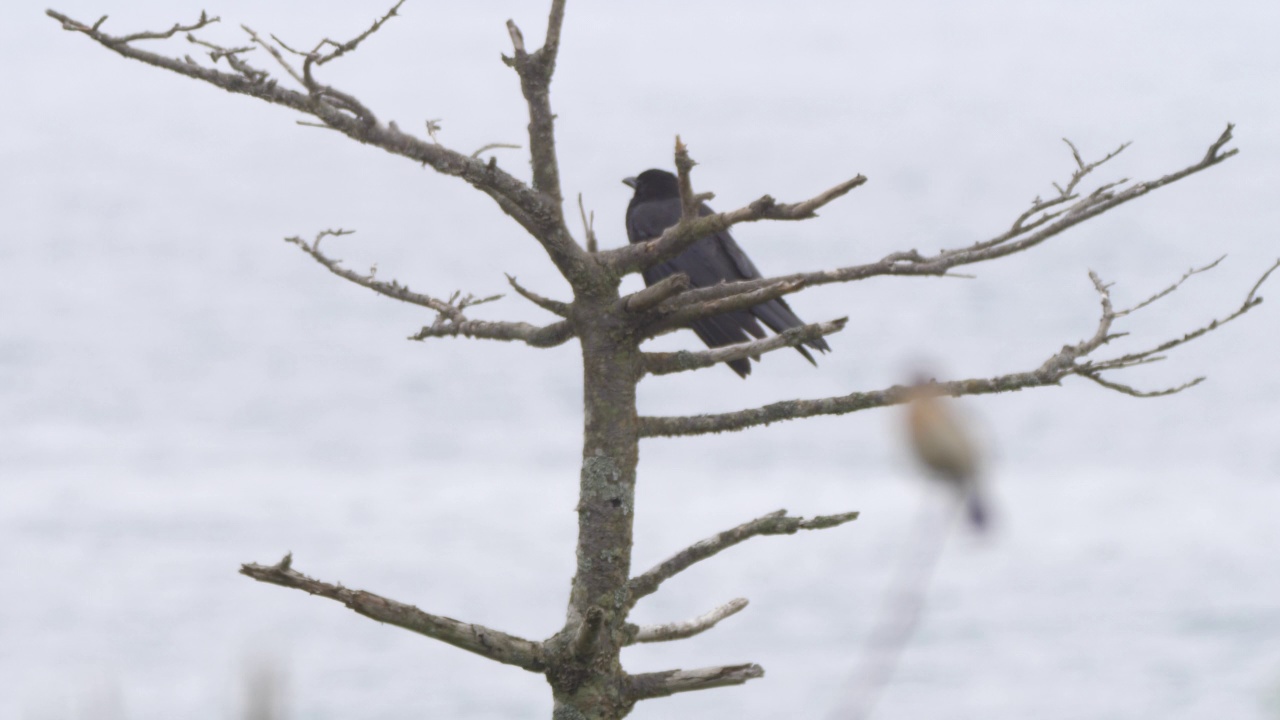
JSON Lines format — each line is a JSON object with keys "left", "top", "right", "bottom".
{"left": 905, "top": 378, "right": 988, "bottom": 529}
{"left": 624, "top": 169, "right": 831, "bottom": 378}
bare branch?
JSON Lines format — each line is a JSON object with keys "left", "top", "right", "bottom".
{"left": 628, "top": 664, "right": 765, "bottom": 700}
{"left": 410, "top": 317, "right": 575, "bottom": 348}
{"left": 287, "top": 229, "right": 492, "bottom": 320}
{"left": 627, "top": 510, "right": 858, "bottom": 605}
{"left": 1116, "top": 255, "right": 1225, "bottom": 317}
{"left": 286, "top": 232, "right": 572, "bottom": 348}
{"left": 185, "top": 34, "right": 253, "bottom": 65}
{"left": 312, "top": 0, "right": 406, "bottom": 66}
{"left": 116, "top": 10, "right": 220, "bottom": 42}
{"left": 241, "top": 26, "right": 305, "bottom": 86}
{"left": 608, "top": 175, "right": 868, "bottom": 277}
{"left": 45, "top": 9, "right": 589, "bottom": 283}
{"left": 503, "top": 0, "right": 568, "bottom": 211}
{"left": 578, "top": 193, "right": 598, "bottom": 253}
{"left": 472, "top": 142, "right": 522, "bottom": 158}
{"left": 1243, "top": 256, "right": 1280, "bottom": 306}
{"left": 642, "top": 279, "right": 806, "bottom": 338}
{"left": 630, "top": 598, "right": 749, "bottom": 644}
{"left": 640, "top": 259, "right": 1275, "bottom": 438}
{"left": 1078, "top": 371, "right": 1204, "bottom": 398}
{"left": 621, "top": 273, "right": 691, "bottom": 313}
{"left": 649, "top": 127, "right": 1239, "bottom": 312}
{"left": 506, "top": 274, "right": 571, "bottom": 317}
{"left": 674, "top": 136, "right": 699, "bottom": 221}
{"left": 1204, "top": 122, "right": 1237, "bottom": 164}
{"left": 1077, "top": 258, "right": 1278, "bottom": 379}
{"left": 240, "top": 554, "right": 547, "bottom": 672}
{"left": 642, "top": 318, "right": 847, "bottom": 377}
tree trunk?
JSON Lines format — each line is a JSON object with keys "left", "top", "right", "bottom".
{"left": 548, "top": 284, "right": 641, "bottom": 719}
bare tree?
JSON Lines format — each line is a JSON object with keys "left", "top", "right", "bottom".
{"left": 47, "top": 3, "right": 1275, "bottom": 719}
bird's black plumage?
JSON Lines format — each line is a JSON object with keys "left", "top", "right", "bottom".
{"left": 624, "top": 169, "right": 830, "bottom": 378}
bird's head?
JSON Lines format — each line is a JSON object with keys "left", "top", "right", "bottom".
{"left": 622, "top": 169, "right": 680, "bottom": 202}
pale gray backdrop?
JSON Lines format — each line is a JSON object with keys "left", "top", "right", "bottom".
{"left": 3, "top": 1, "right": 1279, "bottom": 718}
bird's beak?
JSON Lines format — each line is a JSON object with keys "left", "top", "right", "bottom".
{"left": 622, "top": 176, "right": 637, "bottom": 189}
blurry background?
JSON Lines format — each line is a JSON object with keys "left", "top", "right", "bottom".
{"left": 3, "top": 1, "right": 1278, "bottom": 718}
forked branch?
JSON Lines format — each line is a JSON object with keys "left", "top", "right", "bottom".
{"left": 639, "top": 258, "right": 1276, "bottom": 438}
{"left": 608, "top": 168, "right": 868, "bottom": 276}
{"left": 650, "top": 126, "right": 1239, "bottom": 316}
{"left": 503, "top": 0, "right": 568, "bottom": 210}
{"left": 286, "top": 229, "right": 572, "bottom": 347}
{"left": 46, "top": 7, "right": 589, "bottom": 282}
{"left": 286, "top": 229, "right": 501, "bottom": 321}
{"left": 240, "top": 554, "right": 547, "bottom": 672}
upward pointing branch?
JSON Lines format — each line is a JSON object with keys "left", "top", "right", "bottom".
{"left": 504, "top": 0, "right": 568, "bottom": 213}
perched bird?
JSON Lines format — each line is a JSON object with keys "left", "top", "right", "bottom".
{"left": 624, "top": 168, "right": 830, "bottom": 378}
{"left": 905, "top": 379, "right": 989, "bottom": 529}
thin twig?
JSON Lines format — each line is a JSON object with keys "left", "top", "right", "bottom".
{"left": 313, "top": 0, "right": 407, "bottom": 66}
{"left": 285, "top": 230, "right": 468, "bottom": 320}
{"left": 505, "top": 274, "right": 571, "bottom": 317}
{"left": 578, "top": 193, "right": 598, "bottom": 253}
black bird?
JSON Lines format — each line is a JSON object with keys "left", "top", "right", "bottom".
{"left": 624, "top": 168, "right": 830, "bottom": 378}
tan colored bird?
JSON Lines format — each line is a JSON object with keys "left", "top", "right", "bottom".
{"left": 905, "top": 379, "right": 988, "bottom": 529}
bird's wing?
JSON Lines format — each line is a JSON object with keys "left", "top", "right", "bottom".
{"left": 626, "top": 198, "right": 682, "bottom": 244}
{"left": 709, "top": 224, "right": 765, "bottom": 282}
{"left": 710, "top": 221, "right": 832, "bottom": 357}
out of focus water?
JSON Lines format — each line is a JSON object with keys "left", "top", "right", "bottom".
{"left": 3, "top": 1, "right": 1279, "bottom": 718}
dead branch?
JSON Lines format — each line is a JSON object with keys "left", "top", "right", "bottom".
{"left": 674, "top": 136, "right": 701, "bottom": 222}
{"left": 628, "top": 664, "right": 765, "bottom": 700}
{"left": 650, "top": 126, "right": 1239, "bottom": 313}
{"left": 286, "top": 230, "right": 502, "bottom": 321}
{"left": 506, "top": 274, "right": 571, "bottom": 317}
{"left": 472, "top": 142, "right": 522, "bottom": 158}
{"left": 608, "top": 172, "right": 868, "bottom": 277}
{"left": 312, "top": 0, "right": 406, "bottom": 66}
{"left": 1115, "top": 255, "right": 1225, "bottom": 317}
{"left": 639, "top": 259, "right": 1276, "bottom": 438}
{"left": 629, "top": 598, "right": 749, "bottom": 644}
{"left": 1076, "top": 258, "right": 1280, "bottom": 378}
{"left": 410, "top": 317, "right": 575, "bottom": 347}
{"left": 502, "top": 0, "right": 567, "bottom": 210}
{"left": 45, "top": 8, "right": 588, "bottom": 283}
{"left": 641, "top": 279, "right": 807, "bottom": 339}
{"left": 642, "top": 318, "right": 847, "bottom": 377}
{"left": 621, "top": 273, "right": 691, "bottom": 314}
{"left": 627, "top": 510, "right": 859, "bottom": 606}
{"left": 240, "top": 554, "right": 547, "bottom": 672}
{"left": 578, "top": 193, "right": 598, "bottom": 253}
